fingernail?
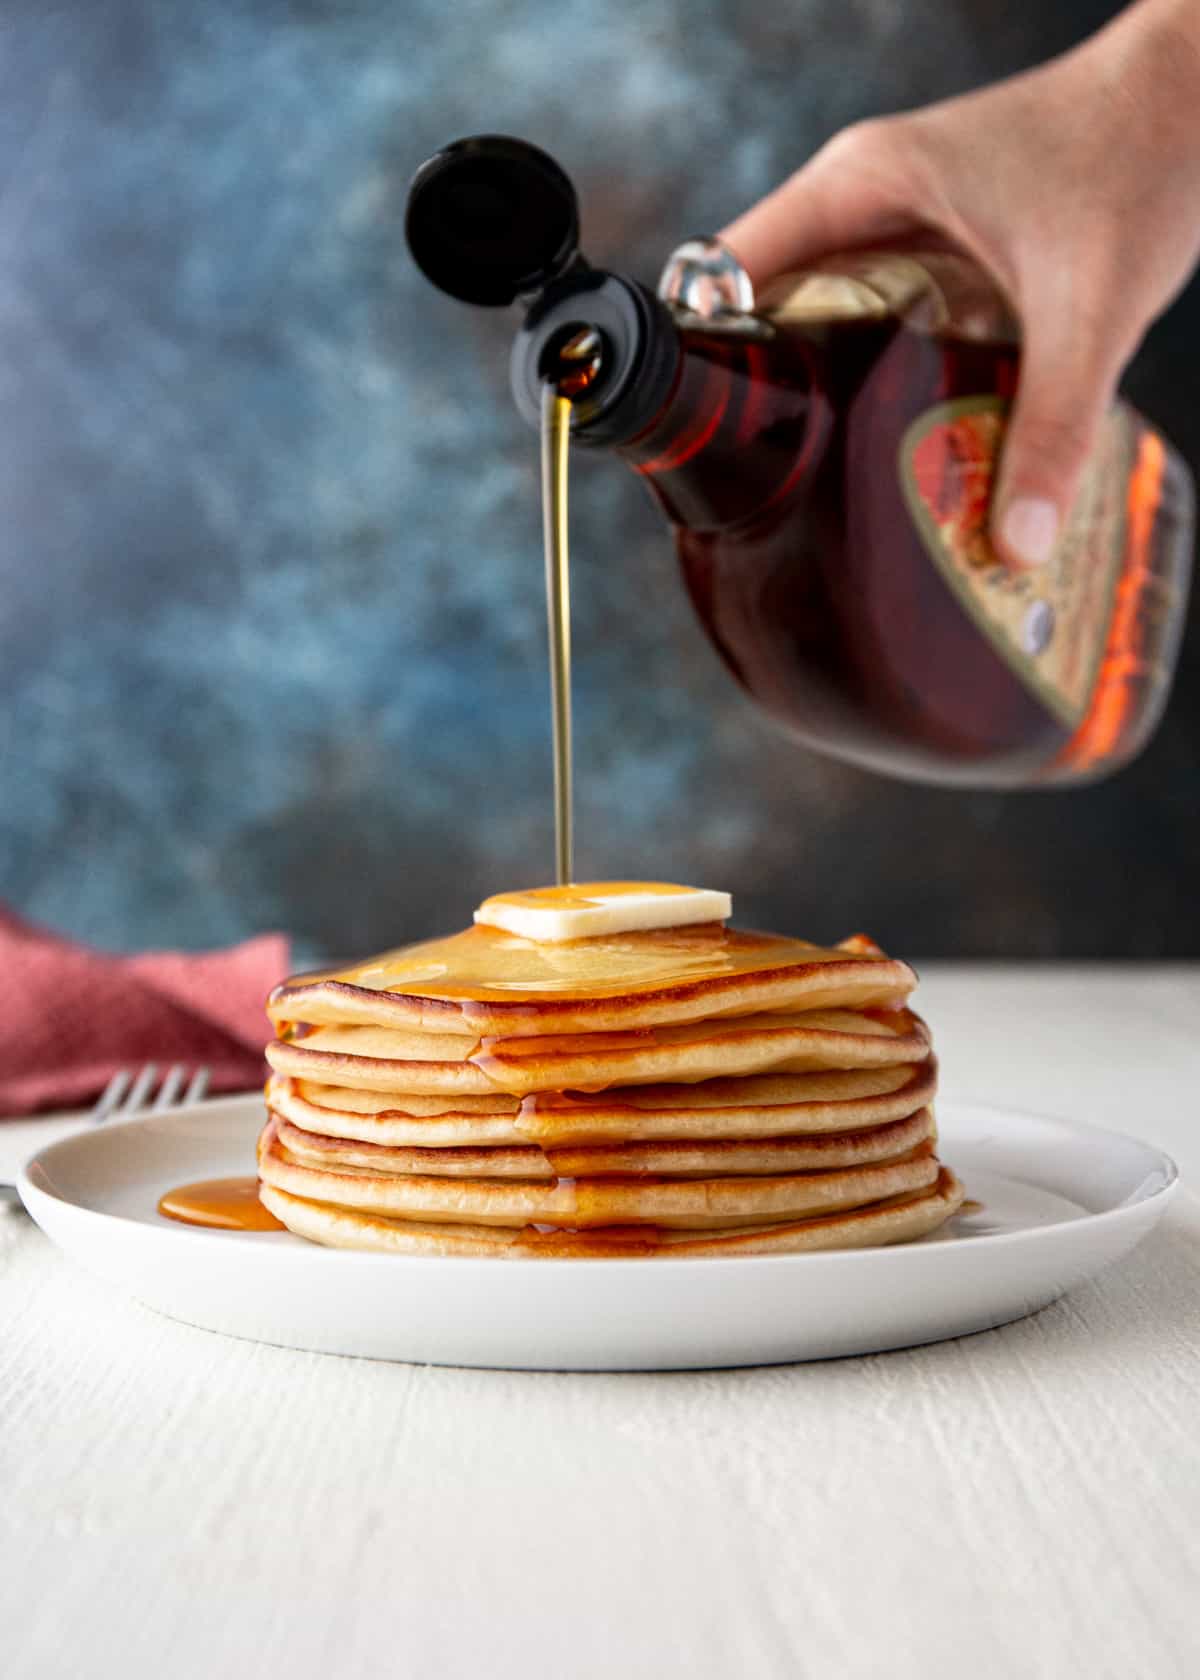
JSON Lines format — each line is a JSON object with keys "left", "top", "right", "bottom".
{"left": 1000, "top": 497, "right": 1058, "bottom": 567}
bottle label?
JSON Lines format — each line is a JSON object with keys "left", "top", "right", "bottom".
{"left": 899, "top": 396, "right": 1134, "bottom": 727}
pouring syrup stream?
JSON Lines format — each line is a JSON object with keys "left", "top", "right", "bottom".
{"left": 540, "top": 383, "right": 574, "bottom": 887}
{"left": 540, "top": 326, "right": 605, "bottom": 886}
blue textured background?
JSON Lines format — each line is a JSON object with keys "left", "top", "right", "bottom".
{"left": 0, "top": 0, "right": 1195, "bottom": 961}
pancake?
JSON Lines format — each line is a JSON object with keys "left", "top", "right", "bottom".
{"left": 270, "top": 1062, "right": 937, "bottom": 1146}
{"left": 257, "top": 1127, "right": 940, "bottom": 1229}
{"left": 293, "top": 1081, "right": 524, "bottom": 1117}
{"left": 265, "top": 1006, "right": 931, "bottom": 1097}
{"left": 266, "top": 1036, "right": 497, "bottom": 1096}
{"left": 271, "top": 1077, "right": 524, "bottom": 1145}
{"left": 259, "top": 1167, "right": 966, "bottom": 1257}
{"left": 272, "top": 1106, "right": 937, "bottom": 1179}
{"left": 268, "top": 923, "right": 916, "bottom": 1037}
{"left": 473, "top": 1008, "right": 930, "bottom": 1094}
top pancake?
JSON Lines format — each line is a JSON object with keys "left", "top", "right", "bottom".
{"left": 267, "top": 923, "right": 916, "bottom": 1038}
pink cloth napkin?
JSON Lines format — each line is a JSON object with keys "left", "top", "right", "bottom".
{"left": 0, "top": 905, "right": 290, "bottom": 1116}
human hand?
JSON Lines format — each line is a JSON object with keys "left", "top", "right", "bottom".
{"left": 720, "top": 0, "right": 1200, "bottom": 567}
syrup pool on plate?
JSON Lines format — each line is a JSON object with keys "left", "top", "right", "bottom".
{"left": 158, "top": 1177, "right": 284, "bottom": 1232}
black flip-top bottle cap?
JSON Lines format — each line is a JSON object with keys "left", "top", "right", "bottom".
{"left": 406, "top": 135, "right": 581, "bottom": 307}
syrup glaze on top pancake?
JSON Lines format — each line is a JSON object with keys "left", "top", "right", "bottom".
{"left": 268, "top": 923, "right": 916, "bottom": 1037}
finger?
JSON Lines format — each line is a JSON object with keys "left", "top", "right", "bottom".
{"left": 720, "top": 122, "right": 928, "bottom": 287}
{"left": 992, "top": 294, "right": 1126, "bottom": 569}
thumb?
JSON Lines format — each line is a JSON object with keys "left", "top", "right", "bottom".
{"left": 992, "top": 306, "right": 1121, "bottom": 569}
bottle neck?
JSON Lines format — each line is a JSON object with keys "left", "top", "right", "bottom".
{"left": 615, "top": 327, "right": 821, "bottom": 530}
{"left": 512, "top": 273, "right": 822, "bottom": 531}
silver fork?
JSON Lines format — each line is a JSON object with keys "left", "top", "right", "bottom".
{"left": 92, "top": 1063, "right": 211, "bottom": 1122}
{"left": 1, "top": 1064, "right": 212, "bottom": 1210}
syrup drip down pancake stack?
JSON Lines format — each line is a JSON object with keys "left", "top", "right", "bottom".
{"left": 260, "top": 885, "right": 964, "bottom": 1256}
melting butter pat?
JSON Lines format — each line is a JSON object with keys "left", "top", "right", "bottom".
{"left": 474, "top": 882, "right": 733, "bottom": 942}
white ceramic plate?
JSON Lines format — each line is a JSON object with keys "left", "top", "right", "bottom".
{"left": 18, "top": 1097, "right": 1176, "bottom": 1370}
{"left": 0, "top": 1108, "right": 91, "bottom": 1191}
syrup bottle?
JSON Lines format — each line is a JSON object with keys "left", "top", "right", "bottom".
{"left": 406, "top": 136, "right": 1194, "bottom": 787}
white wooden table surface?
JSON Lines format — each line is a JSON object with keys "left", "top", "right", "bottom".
{"left": 2, "top": 965, "right": 1198, "bottom": 1680}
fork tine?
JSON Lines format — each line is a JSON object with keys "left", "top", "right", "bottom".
{"left": 92, "top": 1069, "right": 132, "bottom": 1123}
{"left": 154, "top": 1064, "right": 187, "bottom": 1111}
{"left": 123, "top": 1064, "right": 159, "bottom": 1114}
{"left": 184, "top": 1067, "right": 211, "bottom": 1105}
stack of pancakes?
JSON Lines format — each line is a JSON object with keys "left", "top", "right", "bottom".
{"left": 259, "top": 920, "right": 963, "bottom": 1256}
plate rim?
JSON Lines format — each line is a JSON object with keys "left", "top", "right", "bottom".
{"left": 17, "top": 1096, "right": 1179, "bottom": 1272}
